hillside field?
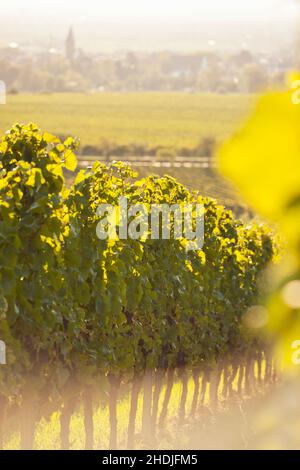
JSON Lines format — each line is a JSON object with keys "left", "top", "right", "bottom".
{"left": 0, "top": 92, "right": 254, "bottom": 154}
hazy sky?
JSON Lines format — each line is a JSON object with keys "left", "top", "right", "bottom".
{"left": 2, "top": 0, "right": 298, "bottom": 23}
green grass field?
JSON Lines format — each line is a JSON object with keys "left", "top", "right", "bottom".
{"left": 0, "top": 93, "right": 254, "bottom": 154}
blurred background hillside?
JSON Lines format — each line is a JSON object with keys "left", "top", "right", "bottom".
{"left": 0, "top": 0, "right": 298, "bottom": 93}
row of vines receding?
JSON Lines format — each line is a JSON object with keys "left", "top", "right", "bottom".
{"left": 0, "top": 123, "right": 277, "bottom": 449}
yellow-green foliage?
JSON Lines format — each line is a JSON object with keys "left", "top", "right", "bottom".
{"left": 219, "top": 90, "right": 300, "bottom": 368}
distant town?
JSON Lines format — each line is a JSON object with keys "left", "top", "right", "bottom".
{"left": 0, "top": 27, "right": 295, "bottom": 93}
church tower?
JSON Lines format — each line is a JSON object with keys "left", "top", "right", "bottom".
{"left": 65, "top": 27, "right": 75, "bottom": 62}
